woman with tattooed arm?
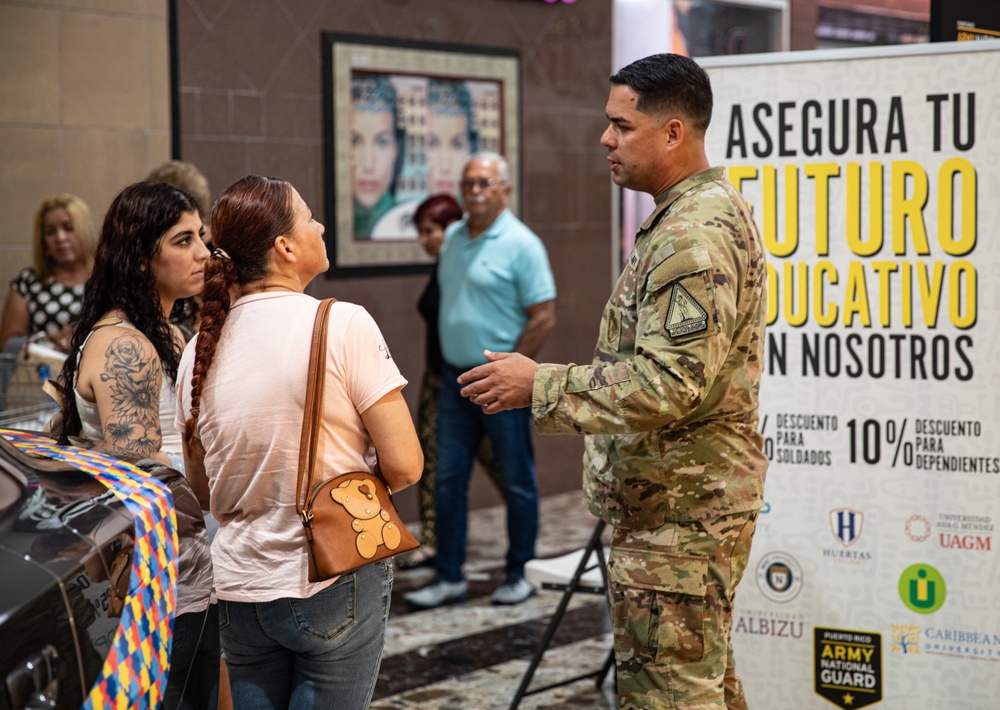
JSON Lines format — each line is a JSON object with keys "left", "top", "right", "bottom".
{"left": 56, "top": 182, "right": 218, "bottom": 710}
{"left": 58, "top": 182, "right": 210, "bottom": 467}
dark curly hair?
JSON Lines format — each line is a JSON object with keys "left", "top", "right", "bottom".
{"left": 59, "top": 181, "right": 200, "bottom": 441}
{"left": 183, "top": 175, "right": 294, "bottom": 451}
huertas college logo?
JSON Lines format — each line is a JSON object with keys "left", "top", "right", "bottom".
{"left": 830, "top": 508, "right": 863, "bottom": 547}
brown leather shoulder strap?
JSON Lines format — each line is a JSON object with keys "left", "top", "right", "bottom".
{"left": 296, "top": 298, "right": 337, "bottom": 517}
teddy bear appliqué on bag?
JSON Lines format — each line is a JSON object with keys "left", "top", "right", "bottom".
{"left": 331, "top": 478, "right": 403, "bottom": 558}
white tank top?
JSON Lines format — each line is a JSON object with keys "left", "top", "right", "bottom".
{"left": 73, "top": 320, "right": 182, "bottom": 455}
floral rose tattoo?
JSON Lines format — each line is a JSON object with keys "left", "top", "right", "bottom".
{"left": 99, "top": 333, "right": 162, "bottom": 458}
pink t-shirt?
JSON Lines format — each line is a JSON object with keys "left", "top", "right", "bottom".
{"left": 176, "top": 292, "right": 407, "bottom": 602}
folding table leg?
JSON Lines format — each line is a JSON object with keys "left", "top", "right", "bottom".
{"left": 508, "top": 520, "right": 608, "bottom": 710}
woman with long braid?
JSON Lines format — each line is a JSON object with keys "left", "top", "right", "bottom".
{"left": 177, "top": 175, "right": 421, "bottom": 709}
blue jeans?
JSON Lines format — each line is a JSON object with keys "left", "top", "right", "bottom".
{"left": 435, "top": 364, "right": 539, "bottom": 583}
{"left": 219, "top": 561, "right": 392, "bottom": 710}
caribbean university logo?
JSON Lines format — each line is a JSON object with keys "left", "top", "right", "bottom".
{"left": 891, "top": 624, "right": 921, "bottom": 654}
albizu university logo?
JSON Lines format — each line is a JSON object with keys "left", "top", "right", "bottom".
{"left": 898, "top": 563, "right": 947, "bottom": 614}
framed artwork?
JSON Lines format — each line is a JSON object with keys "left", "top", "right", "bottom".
{"left": 322, "top": 33, "right": 520, "bottom": 277}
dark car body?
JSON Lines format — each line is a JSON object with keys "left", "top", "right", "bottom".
{"left": 0, "top": 432, "right": 135, "bottom": 710}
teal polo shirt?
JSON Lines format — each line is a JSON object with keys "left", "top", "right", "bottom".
{"left": 438, "top": 209, "right": 556, "bottom": 369}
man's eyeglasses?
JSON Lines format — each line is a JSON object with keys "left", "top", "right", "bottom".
{"left": 460, "top": 178, "right": 501, "bottom": 191}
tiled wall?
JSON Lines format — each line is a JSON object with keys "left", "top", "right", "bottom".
{"left": 0, "top": 0, "right": 170, "bottom": 292}
{"left": 177, "top": 0, "right": 616, "bottom": 508}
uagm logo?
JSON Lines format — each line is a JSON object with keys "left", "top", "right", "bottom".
{"left": 898, "top": 563, "right": 946, "bottom": 614}
{"left": 755, "top": 551, "right": 803, "bottom": 603}
{"left": 905, "top": 515, "right": 931, "bottom": 542}
{"left": 830, "top": 508, "right": 863, "bottom": 547}
{"left": 891, "top": 624, "right": 921, "bottom": 654}
{"left": 939, "top": 533, "right": 992, "bottom": 551}
{"left": 936, "top": 513, "right": 993, "bottom": 551}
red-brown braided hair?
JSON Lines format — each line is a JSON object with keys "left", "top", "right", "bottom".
{"left": 183, "top": 176, "right": 295, "bottom": 451}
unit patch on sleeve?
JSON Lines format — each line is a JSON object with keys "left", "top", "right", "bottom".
{"left": 607, "top": 308, "right": 620, "bottom": 344}
{"left": 665, "top": 283, "right": 709, "bottom": 337}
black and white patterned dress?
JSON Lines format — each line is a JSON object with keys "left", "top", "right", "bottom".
{"left": 11, "top": 268, "right": 85, "bottom": 336}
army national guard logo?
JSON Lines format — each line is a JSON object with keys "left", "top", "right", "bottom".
{"left": 814, "top": 627, "right": 883, "bottom": 709}
{"left": 665, "top": 283, "right": 708, "bottom": 337}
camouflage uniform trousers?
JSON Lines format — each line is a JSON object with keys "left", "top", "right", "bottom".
{"left": 608, "top": 510, "right": 758, "bottom": 709}
{"left": 416, "top": 368, "right": 503, "bottom": 548}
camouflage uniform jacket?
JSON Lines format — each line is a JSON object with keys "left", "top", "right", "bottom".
{"left": 532, "top": 167, "right": 768, "bottom": 529}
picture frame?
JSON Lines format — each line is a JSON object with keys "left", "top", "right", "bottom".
{"left": 322, "top": 32, "right": 521, "bottom": 278}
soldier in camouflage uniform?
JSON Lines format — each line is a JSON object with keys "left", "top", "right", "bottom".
{"left": 458, "top": 53, "right": 768, "bottom": 709}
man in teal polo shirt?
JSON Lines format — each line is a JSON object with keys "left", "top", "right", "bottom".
{"left": 404, "top": 152, "right": 556, "bottom": 609}
{"left": 452, "top": 55, "right": 768, "bottom": 709}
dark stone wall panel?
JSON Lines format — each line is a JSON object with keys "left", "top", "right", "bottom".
{"left": 177, "top": 0, "right": 615, "bottom": 513}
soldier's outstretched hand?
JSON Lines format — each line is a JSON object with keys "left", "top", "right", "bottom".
{"left": 458, "top": 350, "right": 538, "bottom": 414}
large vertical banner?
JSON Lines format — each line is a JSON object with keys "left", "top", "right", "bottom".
{"left": 701, "top": 44, "right": 1000, "bottom": 709}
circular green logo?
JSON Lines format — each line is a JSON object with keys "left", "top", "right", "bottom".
{"left": 899, "top": 563, "right": 946, "bottom": 614}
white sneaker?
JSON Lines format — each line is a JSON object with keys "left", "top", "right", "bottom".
{"left": 403, "top": 580, "right": 469, "bottom": 609}
{"left": 491, "top": 577, "right": 536, "bottom": 605}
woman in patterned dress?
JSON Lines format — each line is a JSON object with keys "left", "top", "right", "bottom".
{"left": 0, "top": 194, "right": 98, "bottom": 352}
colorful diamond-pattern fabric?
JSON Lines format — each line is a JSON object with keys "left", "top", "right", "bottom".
{"left": 1, "top": 429, "right": 179, "bottom": 710}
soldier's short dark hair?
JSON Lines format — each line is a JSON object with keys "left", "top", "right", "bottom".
{"left": 610, "top": 54, "right": 713, "bottom": 134}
